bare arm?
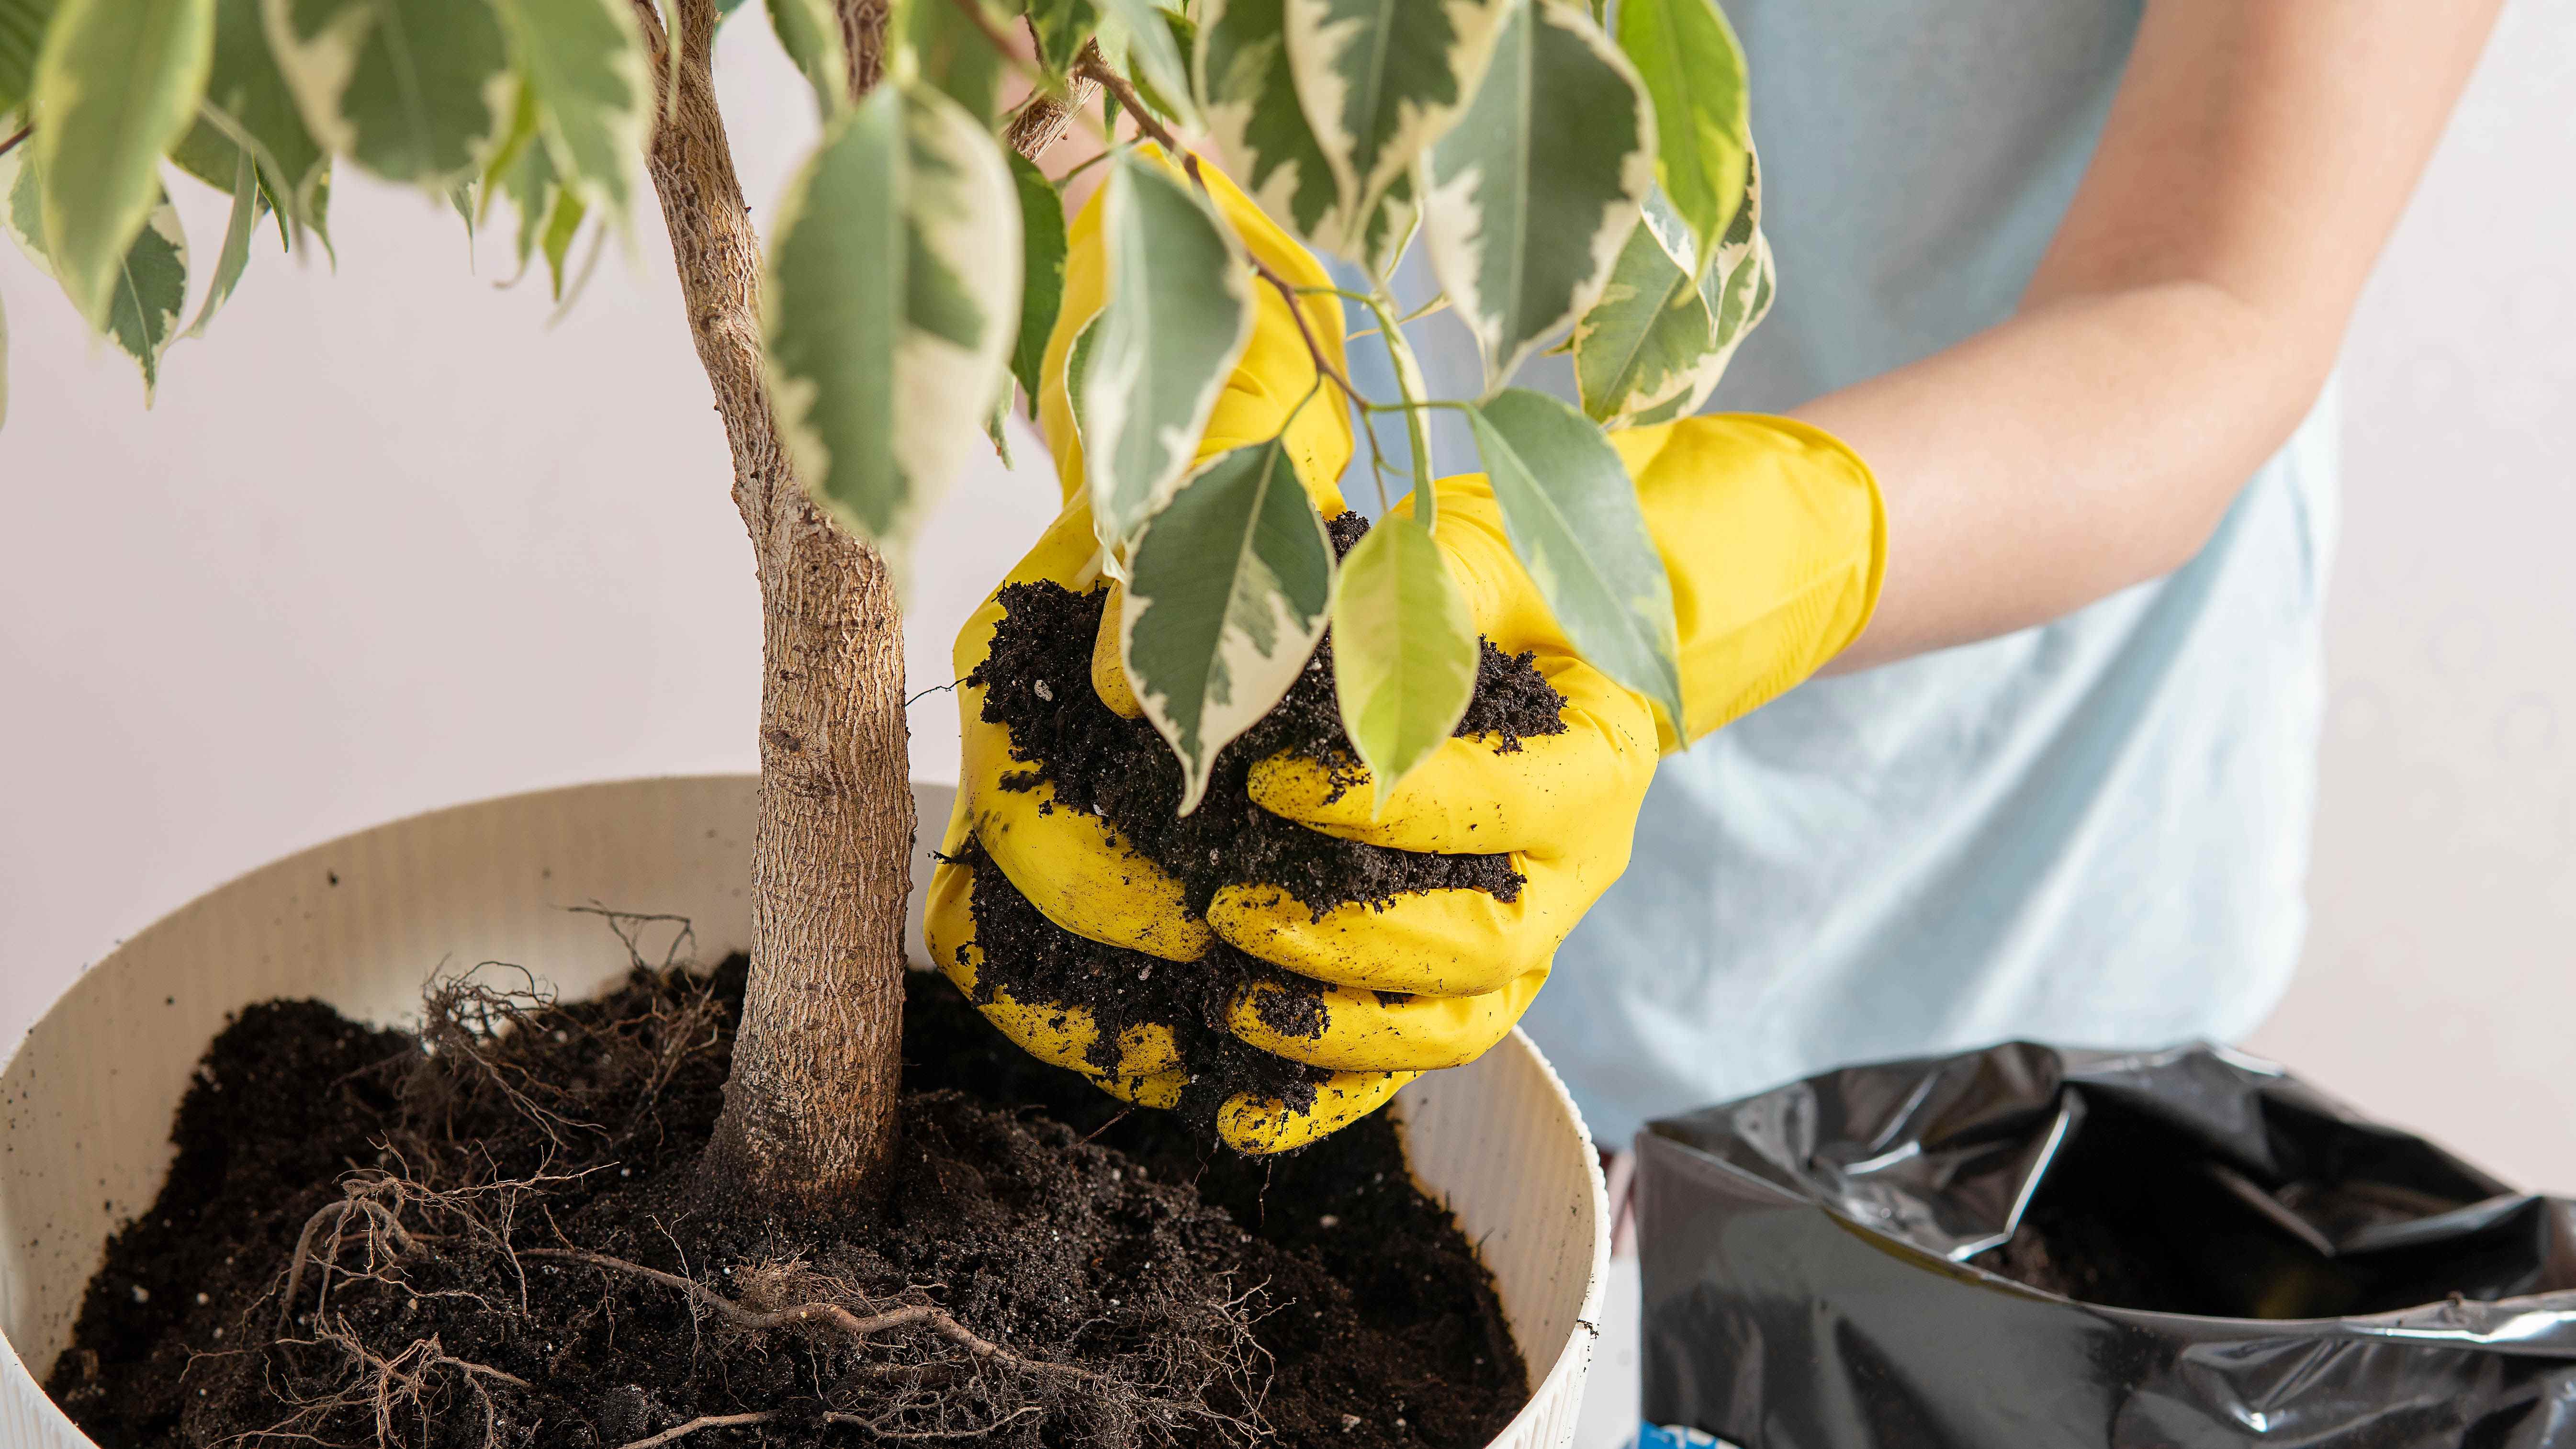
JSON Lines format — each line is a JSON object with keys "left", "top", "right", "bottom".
{"left": 1811, "top": 0, "right": 2501, "bottom": 670}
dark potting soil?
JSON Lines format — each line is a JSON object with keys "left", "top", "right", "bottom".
{"left": 959, "top": 512, "right": 1567, "bottom": 1123}
{"left": 47, "top": 960, "right": 1527, "bottom": 1449}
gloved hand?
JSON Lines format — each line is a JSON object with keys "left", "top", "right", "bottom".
{"left": 926, "top": 151, "right": 1887, "bottom": 1153}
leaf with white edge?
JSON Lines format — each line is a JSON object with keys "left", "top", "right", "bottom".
{"left": 1062, "top": 310, "right": 1099, "bottom": 450}
{"left": 1423, "top": 0, "right": 1649, "bottom": 396}
{"left": 494, "top": 91, "right": 563, "bottom": 275}
{"left": 1095, "top": 0, "right": 1195, "bottom": 126}
{"left": 1469, "top": 387, "right": 1683, "bottom": 728}
{"left": 1077, "top": 151, "right": 1253, "bottom": 554}
{"left": 173, "top": 0, "right": 328, "bottom": 239}
{"left": 1007, "top": 147, "right": 1064, "bottom": 416}
{"left": 1575, "top": 150, "right": 1771, "bottom": 427}
{"left": 185, "top": 142, "right": 259, "bottom": 336}
{"left": 269, "top": 0, "right": 515, "bottom": 186}
{"left": 4, "top": 148, "right": 191, "bottom": 397}
{"left": 0, "top": 0, "right": 54, "bottom": 113}
{"left": 904, "top": 0, "right": 1003, "bottom": 123}
{"left": 1196, "top": 0, "right": 1338, "bottom": 251}
{"left": 263, "top": 0, "right": 511, "bottom": 187}
{"left": 1125, "top": 434, "right": 1335, "bottom": 813}
{"left": 765, "top": 80, "right": 1021, "bottom": 550}
{"left": 765, "top": 0, "right": 843, "bottom": 114}
{"left": 494, "top": 0, "right": 647, "bottom": 225}
{"left": 30, "top": 0, "right": 212, "bottom": 325}
{"left": 1361, "top": 168, "right": 1419, "bottom": 279}
{"left": 1332, "top": 512, "right": 1478, "bottom": 798}
{"left": 1615, "top": 0, "right": 1746, "bottom": 274}
{"left": 1281, "top": 0, "right": 1510, "bottom": 266}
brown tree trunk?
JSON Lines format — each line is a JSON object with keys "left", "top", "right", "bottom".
{"left": 640, "top": 0, "right": 912, "bottom": 1207}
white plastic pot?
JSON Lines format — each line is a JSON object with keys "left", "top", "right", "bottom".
{"left": 0, "top": 775, "right": 1607, "bottom": 1447}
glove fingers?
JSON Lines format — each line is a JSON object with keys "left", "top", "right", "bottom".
{"left": 1229, "top": 968, "right": 1548, "bottom": 1072}
{"left": 1207, "top": 852, "right": 1608, "bottom": 995}
{"left": 964, "top": 720, "right": 1213, "bottom": 962}
{"left": 926, "top": 855, "right": 1187, "bottom": 1083}
{"left": 1246, "top": 654, "right": 1656, "bottom": 856}
{"left": 1218, "top": 1070, "right": 1417, "bottom": 1155}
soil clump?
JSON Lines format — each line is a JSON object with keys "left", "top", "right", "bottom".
{"left": 960, "top": 512, "right": 1567, "bottom": 1121}
{"left": 49, "top": 958, "right": 1527, "bottom": 1449}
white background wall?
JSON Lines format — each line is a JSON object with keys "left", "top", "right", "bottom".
{"left": 5, "top": 8, "right": 2573, "bottom": 1185}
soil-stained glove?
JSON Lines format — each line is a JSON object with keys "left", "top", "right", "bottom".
{"left": 924, "top": 155, "right": 1364, "bottom": 1128}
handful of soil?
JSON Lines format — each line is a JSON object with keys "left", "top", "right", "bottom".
{"left": 960, "top": 512, "right": 1567, "bottom": 1127}
{"left": 49, "top": 960, "right": 1527, "bottom": 1449}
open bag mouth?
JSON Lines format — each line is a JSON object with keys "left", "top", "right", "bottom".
{"left": 1638, "top": 1041, "right": 2576, "bottom": 1449}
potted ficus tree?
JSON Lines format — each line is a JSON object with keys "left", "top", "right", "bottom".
{"left": 0, "top": 0, "right": 1766, "bottom": 1440}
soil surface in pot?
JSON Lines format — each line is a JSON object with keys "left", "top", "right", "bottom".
{"left": 961, "top": 512, "right": 1568, "bottom": 1122}
{"left": 47, "top": 960, "right": 1527, "bottom": 1449}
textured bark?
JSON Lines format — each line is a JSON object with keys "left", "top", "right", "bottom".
{"left": 642, "top": 0, "right": 912, "bottom": 1206}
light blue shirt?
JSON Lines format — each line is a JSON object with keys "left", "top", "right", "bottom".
{"left": 1462, "top": 0, "right": 2340, "bottom": 1147}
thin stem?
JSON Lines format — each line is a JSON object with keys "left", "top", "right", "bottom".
{"left": 1358, "top": 281, "right": 1437, "bottom": 527}
{"left": 0, "top": 124, "right": 28, "bottom": 160}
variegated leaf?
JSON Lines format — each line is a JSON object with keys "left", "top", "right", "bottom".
{"left": 1282, "top": 0, "right": 1510, "bottom": 269}
{"left": 1574, "top": 151, "right": 1770, "bottom": 427}
{"left": 1332, "top": 512, "right": 1478, "bottom": 798}
{"left": 494, "top": 0, "right": 648, "bottom": 225}
{"left": 765, "top": 80, "right": 1021, "bottom": 552}
{"left": 1096, "top": 0, "right": 1195, "bottom": 127}
{"left": 1024, "top": 0, "right": 1096, "bottom": 79}
{"left": 30, "top": 0, "right": 212, "bottom": 325}
{"left": 172, "top": 0, "right": 327, "bottom": 237}
{"left": 765, "top": 0, "right": 843, "bottom": 114}
{"left": 262, "top": 0, "right": 512, "bottom": 187}
{"left": 1616, "top": 0, "right": 1747, "bottom": 274}
{"left": 539, "top": 183, "right": 585, "bottom": 298}
{"left": 1124, "top": 434, "right": 1336, "bottom": 812}
{"left": 1196, "top": 0, "right": 1335, "bottom": 245}
{"left": 3, "top": 148, "right": 190, "bottom": 398}
{"left": 1007, "top": 148, "right": 1065, "bottom": 415}
{"left": 0, "top": 0, "right": 53, "bottom": 113}
{"left": 1469, "top": 387, "right": 1683, "bottom": 730}
{"left": 1361, "top": 165, "right": 1417, "bottom": 278}
{"left": 1423, "top": 0, "right": 1649, "bottom": 395}
{"left": 1077, "top": 151, "right": 1254, "bottom": 554}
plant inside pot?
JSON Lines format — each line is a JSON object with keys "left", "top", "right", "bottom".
{"left": 3, "top": 0, "right": 1771, "bottom": 1441}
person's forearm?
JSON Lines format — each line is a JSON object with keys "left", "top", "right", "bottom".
{"left": 1804, "top": 279, "right": 2326, "bottom": 670}
{"left": 1807, "top": 0, "right": 2499, "bottom": 673}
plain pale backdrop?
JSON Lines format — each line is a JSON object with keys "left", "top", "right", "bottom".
{"left": 4, "top": 6, "right": 2572, "bottom": 1186}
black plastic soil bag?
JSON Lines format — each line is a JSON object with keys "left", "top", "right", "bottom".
{"left": 1636, "top": 1042, "right": 2576, "bottom": 1449}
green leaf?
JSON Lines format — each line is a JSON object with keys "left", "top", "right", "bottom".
{"left": 1006, "top": 147, "right": 1064, "bottom": 417}
{"left": 494, "top": 0, "right": 648, "bottom": 225}
{"left": 1281, "top": 0, "right": 1510, "bottom": 268}
{"left": 1572, "top": 150, "right": 1771, "bottom": 427}
{"left": 765, "top": 80, "right": 1021, "bottom": 550}
{"left": 1062, "top": 310, "right": 1098, "bottom": 449}
{"left": 1359, "top": 166, "right": 1417, "bottom": 278}
{"left": 29, "top": 0, "right": 213, "bottom": 324}
{"left": 0, "top": 0, "right": 58, "bottom": 114}
{"left": 1195, "top": 0, "right": 1339, "bottom": 250}
{"left": 1095, "top": 0, "right": 1195, "bottom": 127}
{"left": 495, "top": 88, "right": 563, "bottom": 274}
{"left": 185, "top": 142, "right": 259, "bottom": 335}
{"left": 539, "top": 183, "right": 584, "bottom": 298}
{"left": 1025, "top": 0, "right": 1096, "bottom": 79}
{"left": 1077, "top": 151, "right": 1253, "bottom": 554}
{"left": 172, "top": 0, "right": 328, "bottom": 239}
{"left": 262, "top": 0, "right": 511, "bottom": 187}
{"left": 1124, "top": 433, "right": 1335, "bottom": 812}
{"left": 1615, "top": 0, "right": 1747, "bottom": 274}
{"left": 1331, "top": 512, "right": 1478, "bottom": 798}
{"left": 1469, "top": 386, "right": 1683, "bottom": 729}
{"left": 766, "top": 0, "right": 844, "bottom": 114}
{"left": 903, "top": 0, "right": 1003, "bottom": 123}
{"left": 1423, "top": 0, "right": 1649, "bottom": 395}
{"left": 3, "top": 146, "right": 191, "bottom": 397}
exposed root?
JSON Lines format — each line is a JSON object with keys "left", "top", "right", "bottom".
{"left": 616, "top": 1404, "right": 1044, "bottom": 1449}
{"left": 521, "top": 1247, "right": 1084, "bottom": 1376}
{"left": 276, "top": 1185, "right": 424, "bottom": 1329}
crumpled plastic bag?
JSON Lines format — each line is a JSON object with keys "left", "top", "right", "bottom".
{"left": 1636, "top": 1042, "right": 2576, "bottom": 1448}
